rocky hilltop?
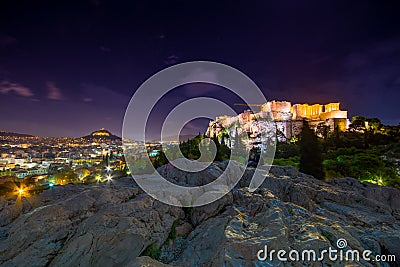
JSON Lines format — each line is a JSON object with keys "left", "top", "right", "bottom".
{"left": 0, "top": 163, "right": 399, "bottom": 266}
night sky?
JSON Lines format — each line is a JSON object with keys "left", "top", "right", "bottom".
{"left": 1, "top": 1, "right": 400, "bottom": 138}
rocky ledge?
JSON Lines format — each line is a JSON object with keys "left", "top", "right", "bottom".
{"left": 0, "top": 163, "right": 399, "bottom": 266}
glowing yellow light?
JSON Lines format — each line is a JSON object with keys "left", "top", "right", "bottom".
{"left": 18, "top": 188, "right": 24, "bottom": 194}
{"left": 92, "top": 129, "right": 110, "bottom": 137}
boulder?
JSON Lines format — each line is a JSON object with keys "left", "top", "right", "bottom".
{"left": 0, "top": 184, "right": 182, "bottom": 267}
{"left": 1, "top": 162, "right": 400, "bottom": 267}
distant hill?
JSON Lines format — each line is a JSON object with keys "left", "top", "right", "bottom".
{"left": 81, "top": 128, "right": 121, "bottom": 141}
{"left": 0, "top": 130, "right": 35, "bottom": 137}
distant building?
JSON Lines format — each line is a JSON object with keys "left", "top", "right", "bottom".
{"left": 207, "top": 101, "right": 349, "bottom": 142}
{"left": 91, "top": 128, "right": 112, "bottom": 137}
{"left": 10, "top": 167, "right": 48, "bottom": 179}
{"left": 82, "top": 128, "right": 121, "bottom": 141}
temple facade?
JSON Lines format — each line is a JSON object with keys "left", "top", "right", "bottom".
{"left": 207, "top": 101, "right": 349, "bottom": 142}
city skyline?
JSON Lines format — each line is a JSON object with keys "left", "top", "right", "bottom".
{"left": 1, "top": 1, "right": 400, "bottom": 138}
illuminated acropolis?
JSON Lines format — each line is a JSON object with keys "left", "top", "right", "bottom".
{"left": 207, "top": 101, "right": 349, "bottom": 141}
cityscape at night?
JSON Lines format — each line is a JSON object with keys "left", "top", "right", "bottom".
{"left": 0, "top": 1, "right": 400, "bottom": 266}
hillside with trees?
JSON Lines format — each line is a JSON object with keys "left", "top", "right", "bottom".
{"left": 273, "top": 116, "right": 400, "bottom": 189}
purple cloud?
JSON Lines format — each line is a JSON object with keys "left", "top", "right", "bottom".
{"left": 46, "top": 81, "right": 64, "bottom": 100}
{"left": 0, "top": 80, "right": 34, "bottom": 97}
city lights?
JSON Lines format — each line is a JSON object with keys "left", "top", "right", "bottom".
{"left": 0, "top": 128, "right": 132, "bottom": 194}
{"left": 15, "top": 186, "right": 26, "bottom": 196}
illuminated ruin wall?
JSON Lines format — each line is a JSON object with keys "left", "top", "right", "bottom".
{"left": 261, "top": 101, "right": 292, "bottom": 121}
{"left": 207, "top": 101, "right": 349, "bottom": 141}
{"left": 259, "top": 101, "right": 345, "bottom": 121}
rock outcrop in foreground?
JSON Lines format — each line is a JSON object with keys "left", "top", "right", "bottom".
{"left": 0, "top": 163, "right": 399, "bottom": 266}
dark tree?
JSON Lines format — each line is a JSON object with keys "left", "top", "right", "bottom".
{"left": 212, "top": 133, "right": 222, "bottom": 162}
{"left": 211, "top": 132, "right": 231, "bottom": 162}
{"left": 104, "top": 153, "right": 110, "bottom": 166}
{"left": 154, "top": 151, "right": 168, "bottom": 168}
{"left": 299, "top": 121, "right": 325, "bottom": 180}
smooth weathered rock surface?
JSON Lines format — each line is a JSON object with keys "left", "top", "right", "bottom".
{"left": 0, "top": 163, "right": 399, "bottom": 266}
{"left": 0, "top": 183, "right": 183, "bottom": 267}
